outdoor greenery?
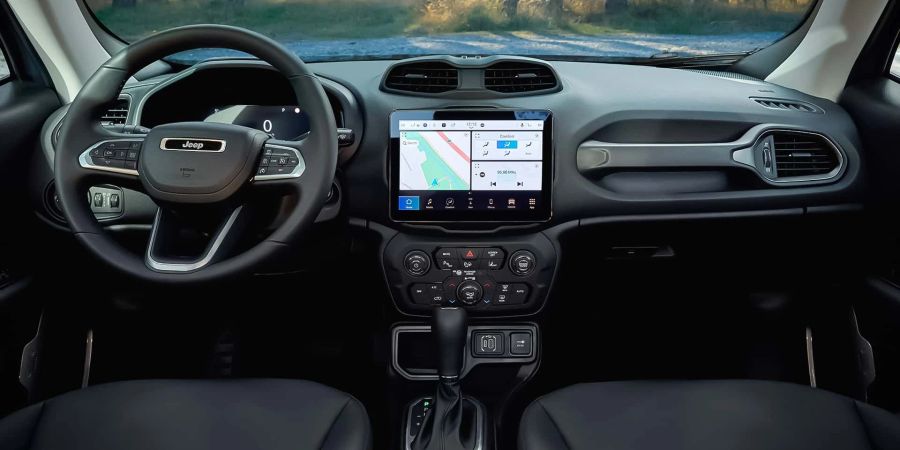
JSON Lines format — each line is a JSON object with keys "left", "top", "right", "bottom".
{"left": 87, "top": 0, "right": 813, "bottom": 42}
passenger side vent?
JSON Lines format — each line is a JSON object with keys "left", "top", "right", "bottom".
{"left": 100, "top": 97, "right": 130, "bottom": 126}
{"left": 484, "top": 62, "right": 558, "bottom": 93}
{"left": 771, "top": 131, "right": 841, "bottom": 179}
{"left": 753, "top": 97, "right": 822, "bottom": 113}
{"left": 384, "top": 62, "right": 459, "bottom": 94}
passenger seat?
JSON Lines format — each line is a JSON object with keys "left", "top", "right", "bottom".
{"left": 520, "top": 380, "right": 900, "bottom": 450}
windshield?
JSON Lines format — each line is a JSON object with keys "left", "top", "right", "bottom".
{"left": 85, "top": 0, "right": 815, "bottom": 64}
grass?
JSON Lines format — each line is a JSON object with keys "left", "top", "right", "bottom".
{"left": 93, "top": 0, "right": 808, "bottom": 43}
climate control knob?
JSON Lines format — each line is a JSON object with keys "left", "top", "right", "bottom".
{"left": 509, "top": 250, "right": 536, "bottom": 276}
{"left": 457, "top": 281, "right": 484, "bottom": 305}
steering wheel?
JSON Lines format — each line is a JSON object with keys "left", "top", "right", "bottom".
{"left": 55, "top": 25, "right": 337, "bottom": 283}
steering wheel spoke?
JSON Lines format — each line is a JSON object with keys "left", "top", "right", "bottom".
{"left": 145, "top": 205, "right": 250, "bottom": 273}
{"left": 77, "top": 135, "right": 146, "bottom": 182}
{"left": 250, "top": 138, "right": 308, "bottom": 187}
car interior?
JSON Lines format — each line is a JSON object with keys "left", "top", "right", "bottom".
{"left": 4, "top": 0, "right": 900, "bottom": 449}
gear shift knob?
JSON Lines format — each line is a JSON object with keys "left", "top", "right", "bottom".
{"left": 433, "top": 306, "right": 467, "bottom": 381}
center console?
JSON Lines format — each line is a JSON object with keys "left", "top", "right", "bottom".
{"left": 383, "top": 109, "right": 556, "bottom": 450}
{"left": 384, "top": 109, "right": 558, "bottom": 317}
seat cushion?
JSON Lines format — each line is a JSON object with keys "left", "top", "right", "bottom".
{"left": 520, "top": 379, "right": 900, "bottom": 450}
{"left": 0, "top": 379, "right": 370, "bottom": 450}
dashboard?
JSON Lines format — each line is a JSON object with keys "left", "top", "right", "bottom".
{"left": 36, "top": 55, "right": 866, "bottom": 316}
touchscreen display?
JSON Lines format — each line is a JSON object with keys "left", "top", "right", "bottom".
{"left": 390, "top": 110, "right": 551, "bottom": 222}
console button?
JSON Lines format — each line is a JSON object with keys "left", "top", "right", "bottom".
{"left": 473, "top": 333, "right": 504, "bottom": 356}
{"left": 509, "top": 250, "right": 536, "bottom": 276}
{"left": 443, "top": 277, "right": 460, "bottom": 304}
{"left": 404, "top": 251, "right": 431, "bottom": 276}
{"left": 508, "top": 284, "right": 530, "bottom": 305}
{"left": 437, "top": 258, "right": 458, "bottom": 270}
{"left": 427, "top": 283, "right": 444, "bottom": 304}
{"left": 109, "top": 193, "right": 120, "bottom": 208}
{"left": 483, "top": 248, "right": 504, "bottom": 259}
{"left": 486, "top": 259, "right": 503, "bottom": 270}
{"left": 436, "top": 248, "right": 457, "bottom": 259}
{"left": 457, "top": 280, "right": 483, "bottom": 305}
{"left": 460, "top": 248, "right": 481, "bottom": 260}
{"left": 460, "top": 259, "right": 477, "bottom": 270}
{"left": 410, "top": 284, "right": 430, "bottom": 304}
{"left": 509, "top": 332, "right": 533, "bottom": 355}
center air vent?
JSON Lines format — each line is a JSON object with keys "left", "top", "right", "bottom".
{"left": 484, "top": 62, "right": 558, "bottom": 93}
{"left": 384, "top": 62, "right": 459, "bottom": 94}
{"left": 771, "top": 131, "right": 841, "bottom": 180}
{"left": 100, "top": 97, "right": 130, "bottom": 126}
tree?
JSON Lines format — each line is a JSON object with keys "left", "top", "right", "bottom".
{"left": 605, "top": 0, "right": 629, "bottom": 14}
{"left": 501, "top": 0, "right": 519, "bottom": 19}
{"left": 518, "top": 0, "right": 563, "bottom": 25}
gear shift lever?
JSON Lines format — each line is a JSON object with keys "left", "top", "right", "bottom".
{"left": 410, "top": 306, "right": 488, "bottom": 450}
{"left": 434, "top": 307, "right": 467, "bottom": 382}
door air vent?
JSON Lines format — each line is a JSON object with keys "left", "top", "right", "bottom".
{"left": 753, "top": 97, "right": 822, "bottom": 113}
{"left": 383, "top": 62, "right": 459, "bottom": 94}
{"left": 771, "top": 131, "right": 841, "bottom": 180}
{"left": 484, "top": 62, "right": 558, "bottom": 93}
{"left": 100, "top": 97, "right": 130, "bottom": 126}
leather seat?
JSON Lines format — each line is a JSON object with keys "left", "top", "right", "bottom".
{"left": 0, "top": 379, "right": 371, "bottom": 450}
{"left": 520, "top": 379, "right": 900, "bottom": 450}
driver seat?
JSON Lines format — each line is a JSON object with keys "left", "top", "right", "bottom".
{"left": 0, "top": 379, "right": 371, "bottom": 450}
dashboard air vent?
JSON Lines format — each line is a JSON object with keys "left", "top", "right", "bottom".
{"left": 771, "top": 131, "right": 840, "bottom": 179}
{"left": 100, "top": 97, "right": 130, "bottom": 126}
{"left": 384, "top": 62, "right": 459, "bottom": 94}
{"left": 484, "top": 62, "right": 558, "bottom": 93}
{"left": 753, "top": 97, "right": 821, "bottom": 113}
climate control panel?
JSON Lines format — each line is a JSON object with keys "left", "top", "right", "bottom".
{"left": 383, "top": 234, "right": 557, "bottom": 316}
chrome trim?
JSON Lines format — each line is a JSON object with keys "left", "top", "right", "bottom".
{"left": 145, "top": 206, "right": 243, "bottom": 273}
{"left": 78, "top": 139, "right": 142, "bottom": 176}
{"left": 805, "top": 326, "right": 817, "bottom": 388}
{"left": 160, "top": 137, "right": 227, "bottom": 152}
{"left": 81, "top": 329, "right": 93, "bottom": 388}
{"left": 252, "top": 143, "right": 306, "bottom": 181}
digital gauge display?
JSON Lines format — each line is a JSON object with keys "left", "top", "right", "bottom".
{"left": 205, "top": 105, "right": 310, "bottom": 140}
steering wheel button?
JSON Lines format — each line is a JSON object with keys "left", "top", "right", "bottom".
{"left": 113, "top": 150, "right": 128, "bottom": 159}
{"left": 287, "top": 157, "right": 300, "bottom": 167}
{"left": 257, "top": 167, "right": 268, "bottom": 175}
{"left": 260, "top": 157, "right": 270, "bottom": 166}
{"left": 102, "top": 149, "right": 116, "bottom": 158}
{"left": 124, "top": 161, "right": 137, "bottom": 170}
{"left": 126, "top": 149, "right": 140, "bottom": 160}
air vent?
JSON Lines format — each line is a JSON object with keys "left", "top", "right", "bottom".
{"left": 771, "top": 131, "right": 841, "bottom": 179}
{"left": 384, "top": 62, "right": 459, "bottom": 94}
{"left": 753, "top": 97, "right": 822, "bottom": 113}
{"left": 100, "top": 97, "right": 130, "bottom": 126}
{"left": 484, "top": 62, "right": 558, "bottom": 93}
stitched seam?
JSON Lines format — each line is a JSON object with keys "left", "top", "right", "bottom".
{"left": 851, "top": 400, "right": 877, "bottom": 450}
{"left": 24, "top": 402, "right": 47, "bottom": 450}
{"left": 318, "top": 398, "right": 352, "bottom": 450}
{"left": 537, "top": 401, "right": 572, "bottom": 450}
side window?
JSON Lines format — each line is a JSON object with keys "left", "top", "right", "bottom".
{"left": 893, "top": 46, "right": 900, "bottom": 78}
{"left": 0, "top": 47, "right": 9, "bottom": 83}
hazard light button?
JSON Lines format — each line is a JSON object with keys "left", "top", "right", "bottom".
{"left": 461, "top": 248, "right": 482, "bottom": 260}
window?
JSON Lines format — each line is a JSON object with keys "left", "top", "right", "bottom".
{"left": 892, "top": 46, "right": 900, "bottom": 78}
{"left": 85, "top": 0, "right": 817, "bottom": 64}
{"left": 0, "top": 48, "right": 9, "bottom": 82}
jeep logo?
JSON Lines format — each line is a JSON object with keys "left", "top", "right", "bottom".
{"left": 160, "top": 138, "right": 226, "bottom": 152}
